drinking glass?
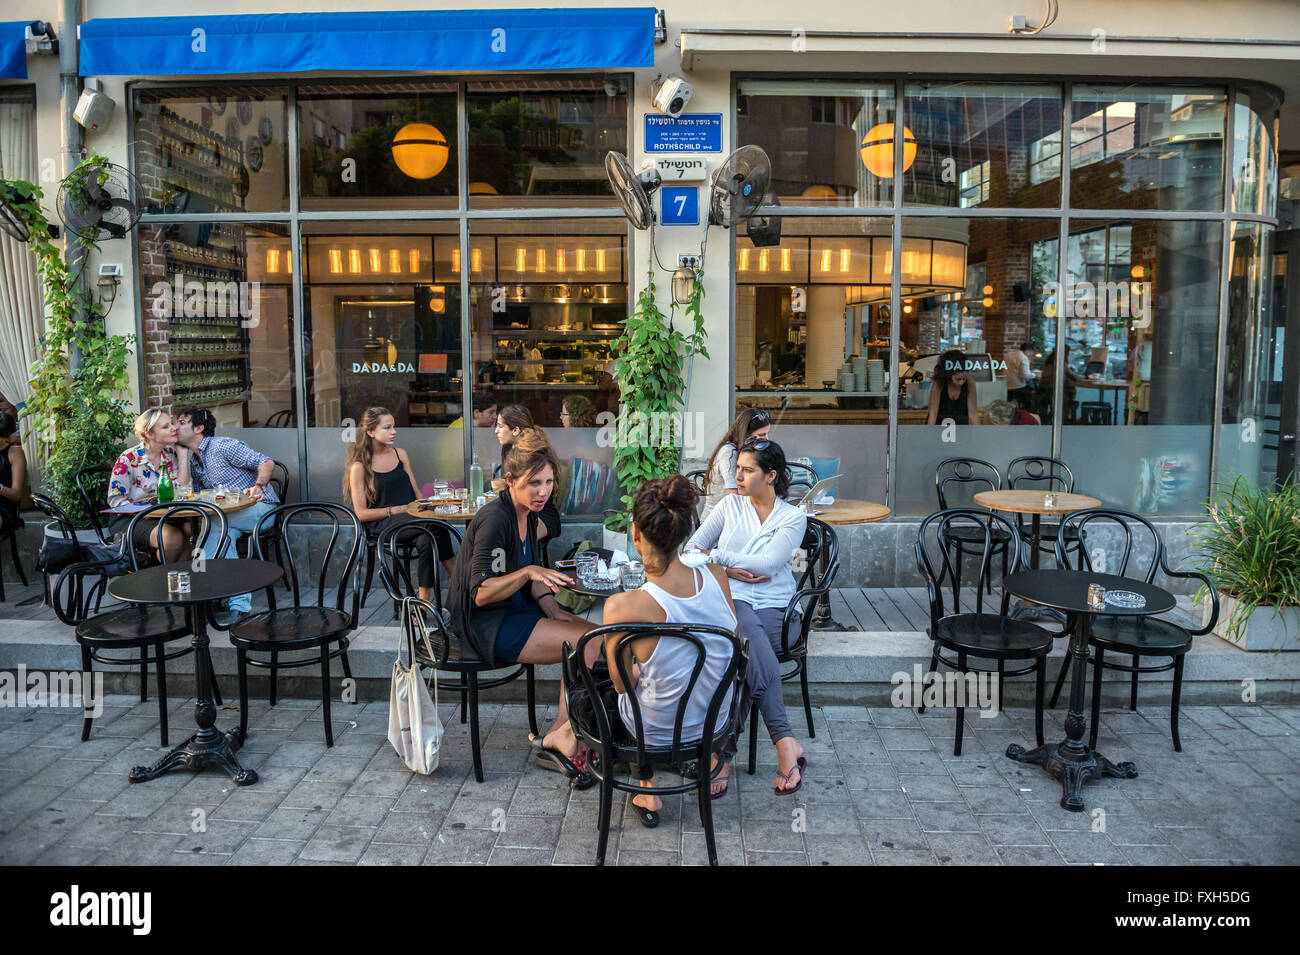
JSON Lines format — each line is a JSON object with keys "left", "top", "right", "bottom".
{"left": 576, "top": 552, "right": 597, "bottom": 587}
{"left": 619, "top": 561, "right": 646, "bottom": 590}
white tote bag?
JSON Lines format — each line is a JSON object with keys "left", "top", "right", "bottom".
{"left": 388, "top": 598, "right": 444, "bottom": 774}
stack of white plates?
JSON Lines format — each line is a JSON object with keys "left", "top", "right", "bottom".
{"left": 867, "top": 359, "right": 884, "bottom": 392}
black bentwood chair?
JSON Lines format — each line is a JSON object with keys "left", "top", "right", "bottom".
{"left": 563, "top": 624, "right": 747, "bottom": 866}
{"left": 74, "top": 464, "right": 116, "bottom": 548}
{"left": 376, "top": 521, "right": 539, "bottom": 783}
{"left": 746, "top": 518, "right": 839, "bottom": 775}
{"left": 1051, "top": 508, "right": 1218, "bottom": 752}
{"left": 934, "top": 457, "right": 1011, "bottom": 610}
{"left": 915, "top": 509, "right": 1053, "bottom": 756}
{"left": 1006, "top": 456, "right": 1085, "bottom": 563}
{"left": 53, "top": 502, "right": 228, "bottom": 747}
{"left": 229, "top": 503, "right": 362, "bottom": 747}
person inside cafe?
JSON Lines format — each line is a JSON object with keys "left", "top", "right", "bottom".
{"left": 699, "top": 408, "right": 771, "bottom": 521}
{"left": 686, "top": 438, "right": 809, "bottom": 797}
{"left": 984, "top": 398, "right": 1040, "bottom": 426}
{"left": 106, "top": 408, "right": 192, "bottom": 563}
{"left": 493, "top": 404, "right": 560, "bottom": 542}
{"left": 1003, "top": 342, "right": 1035, "bottom": 406}
{"left": 345, "top": 406, "right": 455, "bottom": 601}
{"left": 595, "top": 475, "right": 740, "bottom": 826}
{"left": 176, "top": 407, "right": 279, "bottom": 623}
{"left": 559, "top": 394, "right": 595, "bottom": 428}
{"left": 926, "top": 349, "right": 981, "bottom": 426}
{"left": 447, "top": 429, "right": 598, "bottom": 777}
{"left": 1042, "top": 346, "right": 1088, "bottom": 423}
{"left": 448, "top": 392, "right": 499, "bottom": 430}
{"left": 0, "top": 412, "right": 26, "bottom": 536}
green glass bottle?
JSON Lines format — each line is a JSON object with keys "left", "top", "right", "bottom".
{"left": 157, "top": 458, "right": 174, "bottom": 504}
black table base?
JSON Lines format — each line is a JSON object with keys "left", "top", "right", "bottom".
{"left": 1005, "top": 741, "right": 1137, "bottom": 812}
{"left": 130, "top": 727, "right": 257, "bottom": 786}
{"left": 128, "top": 605, "right": 258, "bottom": 787}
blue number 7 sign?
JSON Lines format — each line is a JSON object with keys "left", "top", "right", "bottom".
{"left": 660, "top": 186, "right": 699, "bottom": 226}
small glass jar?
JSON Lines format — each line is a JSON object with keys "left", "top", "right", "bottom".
{"left": 1087, "top": 582, "right": 1106, "bottom": 611}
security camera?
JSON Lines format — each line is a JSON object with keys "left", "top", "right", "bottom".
{"left": 603, "top": 79, "right": 621, "bottom": 98}
{"left": 650, "top": 74, "right": 694, "bottom": 119}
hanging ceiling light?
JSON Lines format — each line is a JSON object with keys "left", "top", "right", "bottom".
{"left": 860, "top": 123, "right": 917, "bottom": 178}
{"left": 392, "top": 122, "right": 449, "bottom": 180}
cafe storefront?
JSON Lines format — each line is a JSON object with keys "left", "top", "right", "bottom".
{"left": 2, "top": 2, "right": 1295, "bottom": 539}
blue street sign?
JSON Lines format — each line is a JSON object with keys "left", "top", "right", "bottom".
{"left": 660, "top": 186, "right": 699, "bottom": 225}
{"left": 644, "top": 113, "right": 723, "bottom": 152}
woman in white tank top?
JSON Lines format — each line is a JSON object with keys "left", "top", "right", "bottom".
{"left": 602, "top": 475, "right": 740, "bottom": 829}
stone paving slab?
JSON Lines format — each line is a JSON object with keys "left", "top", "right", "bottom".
{"left": 0, "top": 696, "right": 1296, "bottom": 866}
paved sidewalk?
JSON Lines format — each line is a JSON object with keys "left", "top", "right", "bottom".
{"left": 0, "top": 695, "right": 1296, "bottom": 865}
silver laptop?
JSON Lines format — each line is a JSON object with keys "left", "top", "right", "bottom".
{"left": 791, "top": 473, "right": 842, "bottom": 507}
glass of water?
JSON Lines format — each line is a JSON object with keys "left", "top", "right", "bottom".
{"left": 619, "top": 561, "right": 646, "bottom": 590}
{"left": 576, "top": 552, "right": 597, "bottom": 587}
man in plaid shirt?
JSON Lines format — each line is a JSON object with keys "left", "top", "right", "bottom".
{"left": 177, "top": 408, "right": 279, "bottom": 623}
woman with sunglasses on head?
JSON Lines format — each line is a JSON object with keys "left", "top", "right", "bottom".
{"left": 685, "top": 437, "right": 808, "bottom": 797}
{"left": 699, "top": 408, "right": 771, "bottom": 521}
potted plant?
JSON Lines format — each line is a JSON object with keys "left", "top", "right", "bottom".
{"left": 1192, "top": 475, "right": 1300, "bottom": 651}
{"left": 602, "top": 256, "right": 707, "bottom": 554}
{"left": 2, "top": 155, "right": 136, "bottom": 536}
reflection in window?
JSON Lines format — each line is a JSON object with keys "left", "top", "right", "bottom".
{"left": 467, "top": 78, "right": 629, "bottom": 207}
{"left": 298, "top": 83, "right": 457, "bottom": 211}
{"left": 1069, "top": 87, "right": 1226, "bottom": 211}
{"left": 132, "top": 86, "right": 289, "bottom": 214}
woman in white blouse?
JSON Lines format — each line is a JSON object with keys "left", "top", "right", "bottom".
{"left": 686, "top": 437, "right": 808, "bottom": 797}
{"left": 699, "top": 408, "right": 770, "bottom": 521}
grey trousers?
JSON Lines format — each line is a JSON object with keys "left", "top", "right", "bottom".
{"left": 723, "top": 599, "right": 797, "bottom": 762}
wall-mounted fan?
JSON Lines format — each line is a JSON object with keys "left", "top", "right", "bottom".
{"left": 0, "top": 184, "right": 31, "bottom": 243}
{"left": 605, "top": 151, "right": 661, "bottom": 231}
{"left": 708, "top": 145, "right": 771, "bottom": 229}
{"left": 746, "top": 191, "right": 781, "bottom": 247}
{"left": 56, "top": 162, "right": 141, "bottom": 241}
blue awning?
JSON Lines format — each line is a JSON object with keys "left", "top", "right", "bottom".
{"left": 80, "top": 8, "right": 656, "bottom": 77}
{"left": 1, "top": 21, "right": 34, "bottom": 79}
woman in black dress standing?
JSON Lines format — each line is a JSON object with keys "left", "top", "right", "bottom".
{"left": 926, "top": 349, "right": 981, "bottom": 426}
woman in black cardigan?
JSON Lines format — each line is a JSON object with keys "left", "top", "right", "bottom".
{"left": 448, "top": 429, "right": 597, "bottom": 775}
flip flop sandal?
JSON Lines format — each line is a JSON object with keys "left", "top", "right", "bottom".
{"left": 529, "top": 734, "right": 596, "bottom": 789}
{"left": 631, "top": 800, "right": 660, "bottom": 828}
{"left": 774, "top": 756, "right": 807, "bottom": 797}
{"left": 709, "top": 772, "right": 730, "bottom": 801}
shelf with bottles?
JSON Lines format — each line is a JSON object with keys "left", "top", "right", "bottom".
{"left": 164, "top": 239, "right": 246, "bottom": 272}
{"left": 171, "top": 358, "right": 247, "bottom": 403}
{"left": 157, "top": 106, "right": 241, "bottom": 154}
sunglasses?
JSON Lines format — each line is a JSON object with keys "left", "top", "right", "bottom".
{"left": 749, "top": 410, "right": 771, "bottom": 425}
{"left": 741, "top": 439, "right": 773, "bottom": 452}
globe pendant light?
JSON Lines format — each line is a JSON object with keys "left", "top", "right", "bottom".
{"left": 860, "top": 123, "right": 917, "bottom": 178}
{"left": 392, "top": 122, "right": 449, "bottom": 180}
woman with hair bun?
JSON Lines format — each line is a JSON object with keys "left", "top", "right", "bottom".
{"left": 491, "top": 404, "right": 561, "bottom": 541}
{"left": 686, "top": 437, "right": 808, "bottom": 796}
{"left": 599, "top": 475, "right": 740, "bottom": 826}
{"left": 448, "top": 428, "right": 598, "bottom": 780}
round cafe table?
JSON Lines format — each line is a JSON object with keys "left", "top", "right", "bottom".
{"left": 1001, "top": 569, "right": 1174, "bottom": 811}
{"left": 406, "top": 499, "right": 479, "bottom": 523}
{"left": 108, "top": 558, "right": 283, "bottom": 786}
{"left": 165, "top": 492, "right": 257, "bottom": 519}
{"left": 799, "top": 498, "right": 890, "bottom": 632}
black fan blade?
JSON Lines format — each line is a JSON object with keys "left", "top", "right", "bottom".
{"left": 0, "top": 201, "right": 30, "bottom": 243}
{"left": 106, "top": 197, "right": 139, "bottom": 224}
{"left": 64, "top": 207, "right": 102, "bottom": 231}
{"left": 604, "top": 151, "right": 654, "bottom": 231}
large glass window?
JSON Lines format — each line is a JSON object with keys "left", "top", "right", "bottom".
{"left": 1060, "top": 219, "right": 1223, "bottom": 512}
{"left": 133, "top": 86, "right": 289, "bottom": 214}
{"left": 301, "top": 221, "right": 463, "bottom": 500}
{"left": 904, "top": 82, "right": 1063, "bottom": 208}
{"left": 1069, "top": 86, "right": 1226, "bottom": 211}
{"left": 467, "top": 78, "right": 629, "bottom": 209}
{"left": 894, "top": 217, "right": 1058, "bottom": 515}
{"left": 136, "top": 221, "right": 301, "bottom": 498}
{"left": 298, "top": 82, "right": 458, "bottom": 211}
{"left": 737, "top": 82, "right": 896, "bottom": 207}
{"left": 1232, "top": 87, "right": 1279, "bottom": 217}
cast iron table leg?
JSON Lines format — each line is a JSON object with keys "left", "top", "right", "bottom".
{"left": 812, "top": 530, "right": 848, "bottom": 632}
{"left": 1005, "top": 611, "right": 1136, "bottom": 811}
{"left": 129, "top": 601, "right": 258, "bottom": 786}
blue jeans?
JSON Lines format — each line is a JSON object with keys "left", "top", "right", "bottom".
{"left": 201, "top": 501, "right": 275, "bottom": 614}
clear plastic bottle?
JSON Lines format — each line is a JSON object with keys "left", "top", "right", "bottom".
{"left": 469, "top": 450, "right": 483, "bottom": 502}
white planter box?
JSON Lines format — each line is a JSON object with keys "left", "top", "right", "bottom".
{"left": 1199, "top": 593, "right": 1300, "bottom": 652}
